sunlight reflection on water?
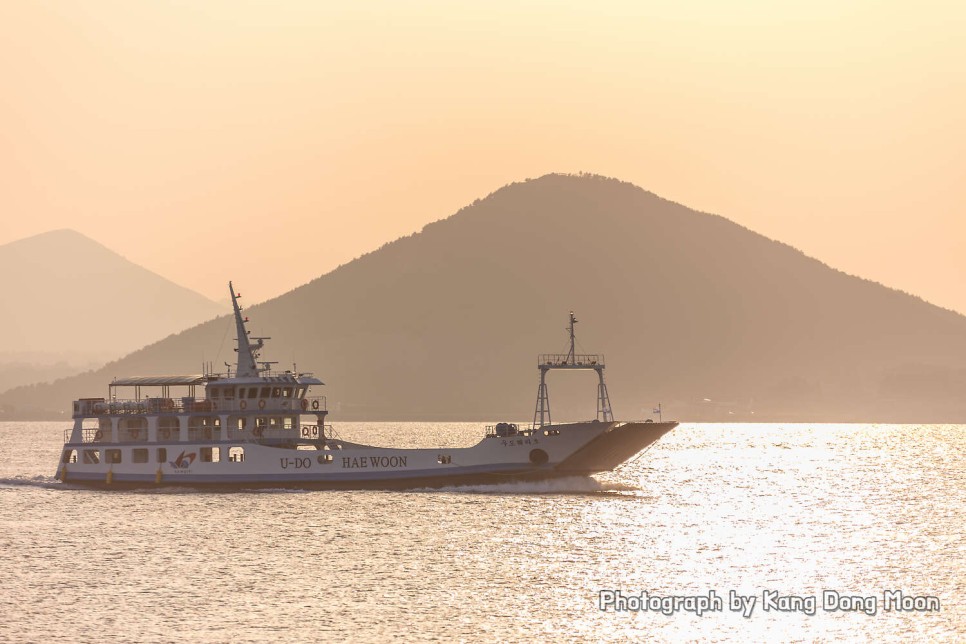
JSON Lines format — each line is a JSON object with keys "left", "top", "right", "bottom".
{"left": 0, "top": 422, "right": 962, "bottom": 642}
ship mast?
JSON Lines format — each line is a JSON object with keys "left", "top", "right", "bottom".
{"left": 566, "top": 311, "right": 577, "bottom": 365}
{"left": 230, "top": 281, "right": 265, "bottom": 377}
{"left": 533, "top": 311, "right": 613, "bottom": 427}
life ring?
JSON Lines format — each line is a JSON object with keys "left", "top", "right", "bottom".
{"left": 129, "top": 428, "right": 140, "bottom": 439}
{"left": 311, "top": 426, "right": 319, "bottom": 437}
{"left": 160, "top": 428, "right": 171, "bottom": 440}
{"left": 258, "top": 399, "right": 266, "bottom": 410}
{"left": 312, "top": 400, "right": 319, "bottom": 410}
{"left": 94, "top": 430, "right": 103, "bottom": 441}
{"left": 253, "top": 427, "right": 264, "bottom": 438}
{"left": 301, "top": 427, "right": 309, "bottom": 438}
{"left": 301, "top": 399, "right": 308, "bottom": 411}
{"left": 204, "top": 427, "right": 212, "bottom": 440}
{"left": 240, "top": 400, "right": 247, "bottom": 410}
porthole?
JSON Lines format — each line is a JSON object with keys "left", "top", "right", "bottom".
{"left": 529, "top": 448, "right": 549, "bottom": 465}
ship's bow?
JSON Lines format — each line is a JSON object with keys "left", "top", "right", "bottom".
{"left": 554, "top": 421, "right": 677, "bottom": 474}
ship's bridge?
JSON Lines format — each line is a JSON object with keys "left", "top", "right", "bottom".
{"left": 205, "top": 372, "right": 324, "bottom": 414}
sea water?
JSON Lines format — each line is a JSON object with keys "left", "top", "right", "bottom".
{"left": 0, "top": 422, "right": 962, "bottom": 642}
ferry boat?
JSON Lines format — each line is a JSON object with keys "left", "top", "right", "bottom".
{"left": 55, "top": 284, "right": 677, "bottom": 489}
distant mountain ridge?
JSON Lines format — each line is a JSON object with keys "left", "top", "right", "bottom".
{"left": 0, "top": 229, "right": 224, "bottom": 393}
{"left": 3, "top": 177, "right": 966, "bottom": 421}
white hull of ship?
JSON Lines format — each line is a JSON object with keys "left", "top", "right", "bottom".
{"left": 56, "top": 421, "right": 677, "bottom": 489}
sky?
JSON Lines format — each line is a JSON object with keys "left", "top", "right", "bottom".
{"left": 2, "top": 1, "right": 963, "bottom": 313}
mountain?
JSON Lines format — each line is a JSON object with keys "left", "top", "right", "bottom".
{"left": 0, "top": 229, "right": 224, "bottom": 392}
{"left": 3, "top": 176, "right": 966, "bottom": 421}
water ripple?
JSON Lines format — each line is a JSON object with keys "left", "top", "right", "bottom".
{"left": 0, "top": 421, "right": 962, "bottom": 642}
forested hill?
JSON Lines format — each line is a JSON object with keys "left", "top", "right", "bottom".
{"left": 4, "top": 175, "right": 965, "bottom": 421}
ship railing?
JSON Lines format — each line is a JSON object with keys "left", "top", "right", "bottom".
{"left": 62, "top": 427, "right": 166, "bottom": 444}
{"left": 484, "top": 423, "right": 536, "bottom": 438}
{"left": 538, "top": 353, "right": 604, "bottom": 367}
{"left": 73, "top": 398, "right": 191, "bottom": 417}
{"left": 202, "top": 368, "right": 318, "bottom": 380}
{"left": 66, "top": 424, "right": 336, "bottom": 444}
{"left": 72, "top": 395, "right": 327, "bottom": 417}
{"left": 63, "top": 427, "right": 110, "bottom": 444}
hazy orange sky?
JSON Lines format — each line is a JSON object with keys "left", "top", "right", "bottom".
{"left": 2, "top": 2, "right": 963, "bottom": 312}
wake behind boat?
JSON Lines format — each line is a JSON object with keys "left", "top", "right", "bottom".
{"left": 55, "top": 284, "right": 676, "bottom": 489}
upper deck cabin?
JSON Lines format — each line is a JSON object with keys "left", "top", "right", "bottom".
{"left": 72, "top": 371, "right": 325, "bottom": 419}
{"left": 67, "top": 370, "right": 327, "bottom": 448}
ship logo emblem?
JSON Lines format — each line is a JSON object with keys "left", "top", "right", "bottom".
{"left": 170, "top": 451, "right": 197, "bottom": 469}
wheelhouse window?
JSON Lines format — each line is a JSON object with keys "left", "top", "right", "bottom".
{"left": 271, "top": 387, "right": 281, "bottom": 398}
{"left": 209, "top": 387, "right": 220, "bottom": 399}
{"left": 283, "top": 387, "right": 293, "bottom": 398}
{"left": 260, "top": 386, "right": 271, "bottom": 399}
{"left": 247, "top": 388, "right": 257, "bottom": 399}
{"left": 223, "top": 387, "right": 236, "bottom": 400}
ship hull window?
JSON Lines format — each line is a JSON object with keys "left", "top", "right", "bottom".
{"left": 229, "top": 447, "right": 245, "bottom": 463}
{"left": 133, "top": 448, "right": 149, "bottom": 464}
{"left": 200, "top": 447, "right": 220, "bottom": 463}
{"left": 106, "top": 449, "right": 122, "bottom": 464}
{"left": 83, "top": 450, "right": 100, "bottom": 464}
{"left": 63, "top": 449, "right": 78, "bottom": 464}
